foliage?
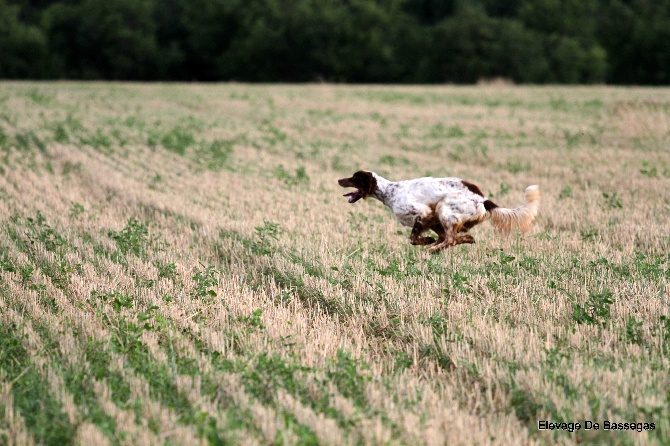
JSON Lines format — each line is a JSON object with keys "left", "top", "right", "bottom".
{"left": 1, "top": 0, "right": 670, "bottom": 83}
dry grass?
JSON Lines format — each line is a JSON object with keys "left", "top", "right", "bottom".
{"left": 0, "top": 82, "right": 668, "bottom": 445}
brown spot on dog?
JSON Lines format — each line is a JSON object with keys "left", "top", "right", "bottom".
{"left": 461, "top": 180, "right": 484, "bottom": 197}
{"left": 483, "top": 199, "right": 498, "bottom": 211}
{"left": 460, "top": 220, "right": 481, "bottom": 232}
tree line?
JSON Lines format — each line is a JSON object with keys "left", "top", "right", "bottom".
{"left": 1, "top": 0, "right": 669, "bottom": 84}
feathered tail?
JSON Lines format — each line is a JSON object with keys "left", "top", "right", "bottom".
{"left": 487, "top": 185, "right": 540, "bottom": 235}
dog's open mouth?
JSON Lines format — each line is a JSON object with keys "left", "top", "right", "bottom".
{"left": 343, "top": 190, "right": 363, "bottom": 203}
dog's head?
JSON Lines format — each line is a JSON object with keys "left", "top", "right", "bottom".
{"left": 338, "top": 170, "right": 377, "bottom": 203}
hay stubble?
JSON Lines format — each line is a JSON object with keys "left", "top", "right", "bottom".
{"left": 0, "top": 83, "right": 668, "bottom": 445}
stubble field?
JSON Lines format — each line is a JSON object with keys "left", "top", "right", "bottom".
{"left": 0, "top": 82, "right": 669, "bottom": 446}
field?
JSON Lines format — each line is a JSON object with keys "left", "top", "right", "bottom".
{"left": 0, "top": 82, "right": 668, "bottom": 446}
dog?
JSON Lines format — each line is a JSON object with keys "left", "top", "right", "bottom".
{"left": 338, "top": 171, "right": 540, "bottom": 252}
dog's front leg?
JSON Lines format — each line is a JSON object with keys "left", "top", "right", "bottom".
{"left": 410, "top": 217, "right": 437, "bottom": 245}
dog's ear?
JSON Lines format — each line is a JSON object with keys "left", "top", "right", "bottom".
{"left": 353, "top": 171, "right": 377, "bottom": 197}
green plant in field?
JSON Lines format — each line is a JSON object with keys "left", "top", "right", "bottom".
{"left": 572, "top": 289, "right": 614, "bottom": 326}
{"left": 580, "top": 226, "right": 599, "bottom": 241}
{"left": 24, "top": 211, "right": 69, "bottom": 253}
{"left": 161, "top": 126, "right": 195, "bottom": 155}
{"left": 503, "top": 158, "right": 531, "bottom": 174}
{"left": 602, "top": 191, "right": 623, "bottom": 209}
{"left": 108, "top": 217, "right": 149, "bottom": 257}
{"left": 444, "top": 271, "right": 470, "bottom": 294}
{"left": 563, "top": 129, "right": 589, "bottom": 148}
{"left": 14, "top": 131, "right": 46, "bottom": 153}
{"left": 379, "top": 154, "right": 410, "bottom": 166}
{"left": 261, "top": 121, "right": 288, "bottom": 148}
{"left": 246, "top": 220, "right": 282, "bottom": 255}
{"left": 559, "top": 186, "right": 573, "bottom": 199}
{"left": 192, "top": 263, "right": 219, "bottom": 299}
{"left": 273, "top": 288, "right": 294, "bottom": 305}
{"left": 658, "top": 315, "right": 670, "bottom": 355}
{"left": 392, "top": 349, "right": 413, "bottom": 372}
{"left": 41, "top": 259, "right": 80, "bottom": 290}
{"left": 483, "top": 249, "right": 516, "bottom": 276}
{"left": 0, "top": 323, "right": 77, "bottom": 445}
{"left": 69, "top": 202, "right": 85, "bottom": 218}
{"left": 427, "top": 313, "right": 456, "bottom": 344}
{"left": 496, "top": 182, "right": 512, "bottom": 197}
{"left": 0, "top": 252, "right": 15, "bottom": 273}
{"left": 18, "top": 263, "right": 35, "bottom": 285}
{"left": 274, "top": 165, "right": 309, "bottom": 186}
{"left": 52, "top": 123, "right": 69, "bottom": 143}
{"left": 112, "top": 293, "right": 134, "bottom": 311}
{"left": 156, "top": 261, "right": 179, "bottom": 282}
{"left": 242, "top": 353, "right": 311, "bottom": 405}
{"left": 327, "top": 350, "right": 370, "bottom": 408}
{"left": 79, "top": 129, "right": 112, "bottom": 152}
{"left": 622, "top": 316, "right": 644, "bottom": 345}
{"left": 238, "top": 309, "right": 265, "bottom": 332}
{"left": 148, "top": 173, "right": 163, "bottom": 190}
{"left": 26, "top": 88, "right": 53, "bottom": 105}
{"left": 632, "top": 251, "right": 668, "bottom": 280}
{"left": 199, "top": 139, "right": 234, "bottom": 171}
{"left": 0, "top": 126, "right": 7, "bottom": 148}
{"left": 148, "top": 126, "right": 195, "bottom": 155}
{"left": 346, "top": 211, "right": 368, "bottom": 232}
{"left": 61, "top": 161, "right": 82, "bottom": 176}
{"left": 427, "top": 123, "right": 465, "bottom": 139}
{"left": 640, "top": 161, "right": 658, "bottom": 177}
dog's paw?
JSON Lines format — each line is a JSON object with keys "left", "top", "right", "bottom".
{"left": 459, "top": 235, "right": 475, "bottom": 244}
{"left": 426, "top": 242, "right": 447, "bottom": 253}
{"left": 411, "top": 236, "right": 436, "bottom": 246}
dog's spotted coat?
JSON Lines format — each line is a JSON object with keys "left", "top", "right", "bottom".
{"left": 339, "top": 171, "right": 540, "bottom": 252}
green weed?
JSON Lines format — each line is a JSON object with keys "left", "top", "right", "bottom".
{"left": 379, "top": 154, "right": 410, "bottom": 166}
{"left": 248, "top": 220, "right": 282, "bottom": 255}
{"left": 502, "top": 158, "right": 531, "bottom": 174}
{"left": 238, "top": 309, "right": 265, "bottom": 332}
{"left": 327, "top": 350, "right": 370, "bottom": 408}
{"left": 108, "top": 217, "right": 149, "bottom": 257}
{"left": 69, "top": 202, "right": 85, "bottom": 218}
{"left": 199, "top": 139, "right": 234, "bottom": 171}
{"left": 623, "top": 317, "right": 644, "bottom": 345}
{"left": 79, "top": 129, "right": 113, "bottom": 152}
{"left": 148, "top": 126, "right": 195, "bottom": 155}
{"left": 0, "top": 323, "right": 76, "bottom": 445}
{"left": 572, "top": 289, "right": 614, "bottom": 327}
{"left": 602, "top": 191, "right": 623, "bottom": 209}
{"left": 24, "top": 211, "right": 69, "bottom": 254}
{"left": 274, "top": 165, "right": 309, "bottom": 187}
{"left": 559, "top": 186, "right": 573, "bottom": 199}
{"left": 428, "top": 123, "right": 465, "bottom": 139}
{"left": 192, "top": 263, "right": 219, "bottom": 300}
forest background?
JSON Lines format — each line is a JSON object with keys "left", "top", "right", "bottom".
{"left": 2, "top": 0, "right": 670, "bottom": 84}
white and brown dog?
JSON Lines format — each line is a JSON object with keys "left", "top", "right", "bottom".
{"left": 338, "top": 171, "right": 540, "bottom": 252}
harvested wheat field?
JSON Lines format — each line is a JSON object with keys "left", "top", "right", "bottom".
{"left": 0, "top": 83, "right": 669, "bottom": 445}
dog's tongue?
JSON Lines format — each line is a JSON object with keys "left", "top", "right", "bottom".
{"left": 344, "top": 191, "right": 361, "bottom": 203}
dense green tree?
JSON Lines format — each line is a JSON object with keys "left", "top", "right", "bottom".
{"left": 43, "top": 0, "right": 159, "bottom": 79}
{"left": 0, "top": 0, "right": 50, "bottom": 78}
{"left": 0, "top": 0, "right": 669, "bottom": 83}
{"left": 428, "top": 5, "right": 550, "bottom": 83}
{"left": 216, "top": 0, "right": 408, "bottom": 82}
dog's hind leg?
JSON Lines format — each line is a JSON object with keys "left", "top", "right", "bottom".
{"left": 426, "top": 224, "right": 457, "bottom": 252}
{"left": 432, "top": 224, "right": 446, "bottom": 244}
{"left": 410, "top": 216, "right": 437, "bottom": 245}
{"left": 457, "top": 233, "right": 475, "bottom": 244}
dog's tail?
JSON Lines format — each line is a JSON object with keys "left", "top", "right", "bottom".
{"left": 485, "top": 185, "right": 540, "bottom": 235}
